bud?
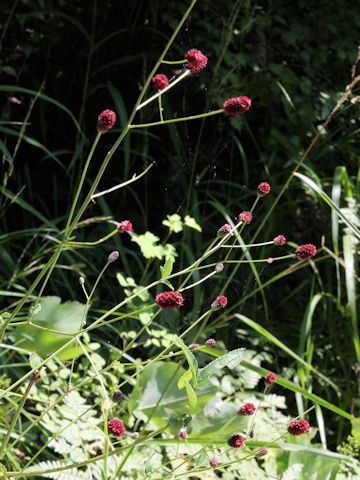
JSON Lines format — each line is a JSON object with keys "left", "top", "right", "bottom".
{"left": 215, "top": 263, "right": 224, "bottom": 272}
{"left": 108, "top": 251, "right": 119, "bottom": 263}
{"left": 79, "top": 276, "right": 85, "bottom": 285}
{"left": 112, "top": 390, "right": 123, "bottom": 403}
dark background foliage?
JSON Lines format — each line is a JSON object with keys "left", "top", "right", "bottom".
{"left": 1, "top": 0, "right": 360, "bottom": 448}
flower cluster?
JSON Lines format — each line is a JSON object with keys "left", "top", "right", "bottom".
{"left": 265, "top": 372, "right": 277, "bottom": 385}
{"left": 238, "top": 402, "right": 256, "bottom": 416}
{"left": 177, "top": 428, "right": 188, "bottom": 439}
{"left": 239, "top": 211, "right": 253, "bottom": 224}
{"left": 227, "top": 434, "right": 245, "bottom": 448}
{"left": 97, "top": 109, "right": 116, "bottom": 133}
{"left": 206, "top": 338, "right": 216, "bottom": 347}
{"left": 117, "top": 220, "right": 133, "bottom": 232}
{"left": 217, "top": 224, "right": 233, "bottom": 236}
{"left": 257, "top": 182, "right": 271, "bottom": 196}
{"left": 156, "top": 291, "right": 184, "bottom": 309}
{"left": 295, "top": 244, "right": 317, "bottom": 260}
{"left": 223, "top": 96, "right": 252, "bottom": 116}
{"left": 273, "top": 234, "right": 287, "bottom": 246}
{"left": 185, "top": 49, "right": 208, "bottom": 74}
{"left": 287, "top": 418, "right": 310, "bottom": 435}
{"left": 152, "top": 73, "right": 169, "bottom": 90}
{"left": 211, "top": 295, "right": 228, "bottom": 309}
{"left": 108, "top": 418, "right": 126, "bottom": 437}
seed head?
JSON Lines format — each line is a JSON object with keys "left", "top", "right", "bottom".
{"left": 152, "top": 74, "right": 169, "bottom": 90}
{"left": 273, "top": 235, "right": 286, "bottom": 246}
{"left": 238, "top": 402, "right": 256, "bottom": 416}
{"left": 156, "top": 291, "right": 184, "bottom": 309}
{"left": 211, "top": 295, "right": 228, "bottom": 309}
{"left": 258, "top": 182, "right": 271, "bottom": 196}
{"left": 97, "top": 109, "right": 116, "bottom": 133}
{"left": 265, "top": 372, "right": 276, "bottom": 385}
{"left": 205, "top": 338, "right": 216, "bottom": 347}
{"left": 295, "top": 244, "right": 317, "bottom": 260}
{"left": 239, "top": 211, "right": 253, "bottom": 224}
{"left": 287, "top": 419, "right": 310, "bottom": 435}
{"left": 227, "top": 434, "right": 245, "bottom": 448}
{"left": 108, "top": 251, "right": 119, "bottom": 263}
{"left": 223, "top": 96, "right": 252, "bottom": 116}
{"left": 185, "top": 49, "right": 208, "bottom": 74}
{"left": 108, "top": 418, "right": 126, "bottom": 437}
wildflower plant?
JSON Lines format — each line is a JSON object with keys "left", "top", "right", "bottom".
{"left": 1, "top": 2, "right": 360, "bottom": 479}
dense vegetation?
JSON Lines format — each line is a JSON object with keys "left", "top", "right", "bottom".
{"left": 0, "top": 0, "right": 359, "bottom": 478}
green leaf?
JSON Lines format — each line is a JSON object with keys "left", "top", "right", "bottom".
{"left": 162, "top": 214, "right": 183, "bottom": 233}
{"left": 185, "top": 382, "right": 197, "bottom": 409}
{"left": 178, "top": 369, "right": 193, "bottom": 389}
{"left": 13, "top": 296, "right": 88, "bottom": 361}
{"left": 197, "top": 348, "right": 245, "bottom": 384}
{"left": 29, "top": 351, "right": 43, "bottom": 370}
{"left": 175, "top": 336, "right": 199, "bottom": 389}
{"left": 129, "top": 362, "right": 216, "bottom": 430}
{"left": 184, "top": 215, "right": 202, "bottom": 232}
{"left": 295, "top": 172, "right": 360, "bottom": 240}
{"left": 161, "top": 257, "right": 174, "bottom": 278}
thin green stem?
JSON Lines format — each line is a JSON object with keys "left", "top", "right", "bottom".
{"left": 130, "top": 109, "right": 224, "bottom": 129}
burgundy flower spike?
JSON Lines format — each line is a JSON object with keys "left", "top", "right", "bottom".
{"left": 156, "top": 291, "right": 184, "bottom": 309}
{"left": 287, "top": 419, "right": 310, "bottom": 436}
{"left": 295, "top": 244, "right": 317, "bottom": 260}
{"left": 97, "top": 109, "right": 116, "bottom": 133}
{"left": 152, "top": 74, "right": 169, "bottom": 90}
{"left": 223, "top": 96, "right": 252, "bottom": 116}
{"left": 185, "top": 49, "right": 208, "bottom": 74}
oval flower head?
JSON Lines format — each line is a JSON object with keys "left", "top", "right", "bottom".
{"left": 257, "top": 182, "right": 271, "bottom": 196}
{"left": 295, "top": 244, "right": 317, "bottom": 260}
{"left": 156, "top": 291, "right": 184, "bottom": 309}
{"left": 223, "top": 96, "right": 252, "bottom": 116}
{"left": 185, "top": 49, "right": 208, "bottom": 74}
{"left": 287, "top": 419, "right": 310, "bottom": 436}
{"left": 97, "top": 109, "right": 116, "bottom": 133}
{"left": 152, "top": 74, "right": 169, "bottom": 90}
{"left": 239, "top": 211, "right": 253, "bottom": 224}
{"left": 211, "top": 295, "right": 227, "bottom": 309}
{"left": 108, "top": 418, "right": 126, "bottom": 437}
{"left": 227, "top": 434, "right": 245, "bottom": 448}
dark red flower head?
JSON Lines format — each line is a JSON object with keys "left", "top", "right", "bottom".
{"left": 217, "top": 223, "right": 233, "bottom": 236}
{"left": 156, "top": 291, "right": 184, "bottom": 309}
{"left": 108, "top": 418, "right": 126, "bottom": 437}
{"left": 287, "top": 419, "right": 310, "bottom": 435}
{"left": 239, "top": 211, "right": 253, "bottom": 224}
{"left": 265, "top": 372, "right": 276, "bottom": 385}
{"left": 185, "top": 49, "right": 208, "bottom": 74}
{"left": 152, "top": 74, "right": 169, "bottom": 90}
{"left": 223, "top": 96, "right": 252, "bottom": 116}
{"left": 273, "top": 235, "right": 286, "bottom": 246}
{"left": 117, "top": 220, "right": 133, "bottom": 232}
{"left": 227, "top": 434, "right": 245, "bottom": 448}
{"left": 295, "top": 244, "right": 317, "bottom": 260}
{"left": 258, "top": 182, "right": 271, "bottom": 196}
{"left": 97, "top": 109, "right": 116, "bottom": 133}
{"left": 238, "top": 402, "right": 256, "bottom": 416}
{"left": 112, "top": 390, "right": 123, "bottom": 403}
{"left": 211, "top": 295, "right": 228, "bottom": 309}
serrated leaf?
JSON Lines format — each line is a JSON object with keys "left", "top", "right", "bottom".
{"left": 175, "top": 336, "right": 198, "bottom": 389}
{"left": 184, "top": 215, "right": 202, "bottom": 232}
{"left": 178, "top": 369, "right": 192, "bottom": 389}
{"left": 29, "top": 351, "right": 43, "bottom": 370}
{"left": 197, "top": 348, "right": 245, "bottom": 384}
{"left": 162, "top": 214, "right": 183, "bottom": 233}
{"left": 185, "top": 382, "right": 197, "bottom": 409}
